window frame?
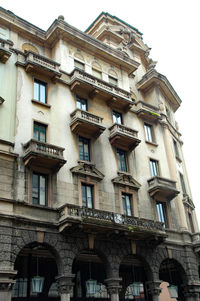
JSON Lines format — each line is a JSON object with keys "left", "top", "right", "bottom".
{"left": 34, "top": 79, "right": 47, "bottom": 104}
{"left": 149, "top": 159, "right": 160, "bottom": 177}
{"left": 144, "top": 123, "right": 155, "bottom": 143}
{"left": 156, "top": 201, "right": 169, "bottom": 228}
{"left": 112, "top": 110, "right": 123, "bottom": 124}
{"left": 78, "top": 136, "right": 91, "bottom": 162}
{"left": 76, "top": 95, "right": 88, "bottom": 111}
{"left": 74, "top": 59, "right": 85, "bottom": 71}
{"left": 32, "top": 172, "right": 48, "bottom": 206}
{"left": 122, "top": 193, "right": 133, "bottom": 216}
{"left": 116, "top": 148, "right": 128, "bottom": 172}
{"left": 33, "top": 121, "right": 47, "bottom": 143}
{"left": 81, "top": 183, "right": 94, "bottom": 209}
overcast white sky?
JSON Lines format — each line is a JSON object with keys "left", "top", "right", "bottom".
{"left": 1, "top": 0, "right": 200, "bottom": 224}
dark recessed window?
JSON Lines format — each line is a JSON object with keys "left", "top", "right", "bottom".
{"left": 34, "top": 79, "right": 47, "bottom": 103}
{"left": 32, "top": 173, "right": 47, "bottom": 206}
{"left": 109, "top": 75, "right": 118, "bottom": 86}
{"left": 173, "top": 139, "right": 180, "bottom": 158}
{"left": 81, "top": 183, "right": 93, "bottom": 208}
{"left": 113, "top": 111, "right": 122, "bottom": 124}
{"left": 179, "top": 173, "right": 187, "bottom": 195}
{"left": 76, "top": 96, "right": 87, "bottom": 111}
{"left": 117, "top": 148, "right": 128, "bottom": 172}
{"left": 150, "top": 159, "right": 159, "bottom": 177}
{"left": 156, "top": 202, "right": 168, "bottom": 228}
{"left": 79, "top": 136, "right": 90, "bottom": 161}
{"left": 33, "top": 122, "right": 46, "bottom": 143}
{"left": 122, "top": 193, "right": 132, "bottom": 216}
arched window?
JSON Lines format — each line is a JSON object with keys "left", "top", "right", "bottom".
{"left": 92, "top": 61, "right": 102, "bottom": 79}
{"left": 22, "top": 43, "right": 39, "bottom": 54}
{"left": 74, "top": 52, "right": 85, "bottom": 71}
{"left": 108, "top": 69, "right": 118, "bottom": 86}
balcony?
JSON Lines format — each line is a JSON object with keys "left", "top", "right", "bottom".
{"left": 69, "top": 69, "right": 133, "bottom": 111}
{"left": 70, "top": 109, "right": 106, "bottom": 138}
{"left": 0, "top": 38, "right": 13, "bottom": 63}
{"left": 18, "top": 51, "right": 61, "bottom": 80}
{"left": 137, "top": 69, "right": 181, "bottom": 112}
{"left": 109, "top": 123, "right": 141, "bottom": 151}
{"left": 59, "top": 204, "right": 166, "bottom": 242}
{"left": 148, "top": 176, "right": 179, "bottom": 201}
{"left": 134, "top": 101, "right": 161, "bottom": 122}
{"left": 23, "top": 139, "right": 66, "bottom": 172}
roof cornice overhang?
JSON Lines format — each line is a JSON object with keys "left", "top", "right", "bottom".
{"left": 0, "top": 8, "right": 139, "bottom": 74}
{"left": 137, "top": 69, "right": 181, "bottom": 111}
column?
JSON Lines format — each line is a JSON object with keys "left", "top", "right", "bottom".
{"left": 56, "top": 274, "right": 75, "bottom": 301}
{"left": 146, "top": 280, "right": 161, "bottom": 301}
{"left": 105, "top": 278, "right": 122, "bottom": 301}
{"left": 0, "top": 269, "right": 17, "bottom": 301}
{"left": 161, "top": 119, "right": 188, "bottom": 230}
{"left": 183, "top": 282, "right": 200, "bottom": 301}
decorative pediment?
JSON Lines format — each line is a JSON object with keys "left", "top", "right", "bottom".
{"left": 112, "top": 172, "right": 141, "bottom": 190}
{"left": 70, "top": 161, "right": 104, "bottom": 181}
{"left": 183, "top": 194, "right": 195, "bottom": 210}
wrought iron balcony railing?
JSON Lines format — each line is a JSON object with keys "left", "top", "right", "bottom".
{"left": 59, "top": 204, "right": 165, "bottom": 233}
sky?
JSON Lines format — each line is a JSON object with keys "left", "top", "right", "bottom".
{"left": 1, "top": 0, "right": 200, "bottom": 224}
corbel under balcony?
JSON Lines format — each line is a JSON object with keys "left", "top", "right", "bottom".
{"left": 70, "top": 161, "right": 104, "bottom": 182}
{"left": 69, "top": 69, "right": 133, "bottom": 111}
{"left": 0, "top": 38, "right": 13, "bottom": 63}
{"left": 109, "top": 123, "right": 141, "bottom": 151}
{"left": 137, "top": 69, "right": 181, "bottom": 112}
{"left": 148, "top": 176, "right": 179, "bottom": 201}
{"left": 70, "top": 108, "right": 106, "bottom": 139}
{"left": 134, "top": 100, "right": 161, "bottom": 122}
{"left": 16, "top": 51, "right": 61, "bottom": 81}
{"left": 23, "top": 139, "right": 66, "bottom": 172}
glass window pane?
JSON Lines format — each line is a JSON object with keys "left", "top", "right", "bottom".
{"left": 39, "top": 125, "right": 46, "bottom": 143}
{"left": 113, "top": 111, "right": 122, "bottom": 124}
{"left": 150, "top": 160, "right": 158, "bottom": 176}
{"left": 40, "top": 84, "right": 46, "bottom": 103}
{"left": 32, "top": 174, "right": 38, "bottom": 204}
{"left": 33, "top": 123, "right": 39, "bottom": 140}
{"left": 39, "top": 175, "right": 46, "bottom": 205}
{"left": 145, "top": 124, "right": 153, "bottom": 142}
{"left": 76, "top": 97, "right": 87, "bottom": 111}
{"left": 82, "top": 184, "right": 87, "bottom": 207}
{"left": 87, "top": 186, "right": 93, "bottom": 208}
{"left": 34, "top": 82, "right": 39, "bottom": 100}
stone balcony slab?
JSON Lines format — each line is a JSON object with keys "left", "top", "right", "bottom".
{"left": 109, "top": 123, "right": 141, "bottom": 151}
{"left": 148, "top": 176, "right": 179, "bottom": 201}
{"left": 23, "top": 139, "right": 66, "bottom": 172}
{"left": 0, "top": 38, "right": 13, "bottom": 63}
{"left": 134, "top": 100, "right": 161, "bottom": 122}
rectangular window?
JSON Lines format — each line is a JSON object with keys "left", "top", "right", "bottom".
{"left": 34, "top": 79, "right": 47, "bottom": 103}
{"left": 122, "top": 193, "right": 132, "bottom": 216}
{"left": 76, "top": 96, "right": 87, "bottom": 111}
{"left": 117, "top": 149, "right": 128, "bottom": 172}
{"left": 33, "top": 122, "right": 46, "bottom": 143}
{"left": 109, "top": 76, "right": 118, "bottom": 86}
{"left": 74, "top": 60, "right": 85, "bottom": 71}
{"left": 79, "top": 136, "right": 90, "bottom": 161}
{"left": 144, "top": 123, "right": 154, "bottom": 143}
{"left": 92, "top": 68, "right": 102, "bottom": 79}
{"left": 32, "top": 173, "right": 47, "bottom": 206}
{"left": 113, "top": 111, "right": 122, "bottom": 124}
{"left": 188, "top": 211, "right": 194, "bottom": 233}
{"left": 179, "top": 173, "right": 187, "bottom": 195}
{"left": 173, "top": 139, "right": 180, "bottom": 158}
{"left": 81, "top": 183, "right": 93, "bottom": 208}
{"left": 156, "top": 202, "right": 168, "bottom": 227}
{"left": 150, "top": 159, "right": 159, "bottom": 177}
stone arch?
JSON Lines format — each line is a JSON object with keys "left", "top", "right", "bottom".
{"left": 22, "top": 42, "right": 39, "bottom": 54}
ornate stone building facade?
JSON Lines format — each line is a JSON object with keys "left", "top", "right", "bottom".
{"left": 0, "top": 7, "right": 200, "bottom": 301}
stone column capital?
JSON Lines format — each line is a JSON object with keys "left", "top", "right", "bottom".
{"left": 104, "top": 278, "right": 122, "bottom": 295}
{"left": 146, "top": 280, "right": 162, "bottom": 296}
{"left": 56, "top": 274, "right": 75, "bottom": 294}
{"left": 0, "top": 269, "right": 17, "bottom": 292}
